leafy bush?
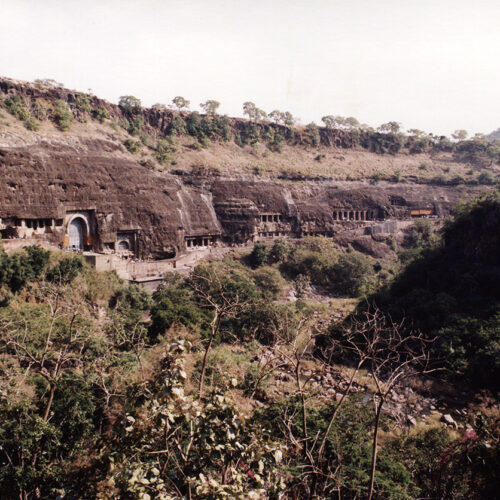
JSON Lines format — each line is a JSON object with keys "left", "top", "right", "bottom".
{"left": 155, "top": 137, "right": 175, "bottom": 165}
{"left": 23, "top": 116, "right": 40, "bottom": 131}
{"left": 253, "top": 266, "right": 285, "bottom": 298}
{"left": 3, "top": 95, "right": 30, "bottom": 121}
{"left": 248, "top": 242, "right": 269, "bottom": 267}
{"left": 46, "top": 256, "right": 84, "bottom": 284}
{"left": 127, "top": 115, "right": 144, "bottom": 135}
{"left": 477, "top": 172, "right": 495, "bottom": 185}
{"left": 118, "top": 95, "right": 141, "bottom": 114}
{"left": 53, "top": 100, "right": 73, "bottom": 131}
{"left": 93, "top": 106, "right": 108, "bottom": 123}
{"left": 123, "top": 138, "right": 140, "bottom": 153}
{"left": 74, "top": 92, "right": 92, "bottom": 113}
{"left": 371, "top": 193, "right": 500, "bottom": 388}
{"left": 257, "top": 395, "right": 415, "bottom": 499}
{"left": 0, "top": 245, "right": 50, "bottom": 292}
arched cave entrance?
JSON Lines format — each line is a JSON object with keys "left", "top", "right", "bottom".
{"left": 117, "top": 240, "right": 130, "bottom": 251}
{"left": 68, "top": 217, "right": 87, "bottom": 250}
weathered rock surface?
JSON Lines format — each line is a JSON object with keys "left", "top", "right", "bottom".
{"left": 0, "top": 77, "right": 492, "bottom": 259}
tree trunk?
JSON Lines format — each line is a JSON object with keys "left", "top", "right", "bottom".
{"left": 42, "top": 384, "right": 55, "bottom": 422}
{"left": 368, "top": 400, "right": 383, "bottom": 500}
{"left": 198, "top": 313, "right": 220, "bottom": 397}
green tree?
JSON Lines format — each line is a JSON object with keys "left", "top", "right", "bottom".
{"left": 452, "top": 129, "right": 468, "bottom": 140}
{"left": 306, "top": 122, "right": 320, "bottom": 146}
{"left": 172, "top": 96, "right": 190, "bottom": 111}
{"left": 98, "top": 341, "right": 285, "bottom": 498}
{"left": 155, "top": 137, "right": 175, "bottom": 165}
{"left": 118, "top": 95, "right": 142, "bottom": 113}
{"left": 248, "top": 243, "right": 269, "bottom": 267}
{"left": 243, "top": 101, "right": 267, "bottom": 122}
{"left": 329, "top": 250, "right": 373, "bottom": 296}
{"left": 200, "top": 100, "right": 220, "bottom": 116}
{"left": 270, "top": 237, "right": 291, "bottom": 263}
{"left": 269, "top": 109, "right": 283, "bottom": 124}
{"left": 151, "top": 103, "right": 167, "bottom": 111}
{"left": 321, "top": 115, "right": 347, "bottom": 129}
{"left": 74, "top": 92, "right": 92, "bottom": 113}
{"left": 378, "top": 121, "right": 401, "bottom": 134}
{"left": 253, "top": 266, "right": 284, "bottom": 298}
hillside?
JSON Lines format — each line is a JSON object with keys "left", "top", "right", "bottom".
{"left": 0, "top": 200, "right": 498, "bottom": 499}
{"left": 1, "top": 76, "right": 498, "bottom": 265}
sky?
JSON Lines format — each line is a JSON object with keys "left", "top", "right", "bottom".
{"left": 1, "top": 0, "right": 499, "bottom": 136}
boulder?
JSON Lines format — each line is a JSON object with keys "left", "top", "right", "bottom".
{"left": 441, "top": 413, "right": 458, "bottom": 428}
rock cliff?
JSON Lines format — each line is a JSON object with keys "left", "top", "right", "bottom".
{"left": 0, "top": 77, "right": 495, "bottom": 259}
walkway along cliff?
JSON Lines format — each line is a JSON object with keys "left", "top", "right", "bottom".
{"left": 0, "top": 77, "right": 497, "bottom": 279}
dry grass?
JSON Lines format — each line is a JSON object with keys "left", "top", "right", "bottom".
{"left": 1, "top": 109, "right": 498, "bottom": 183}
{"left": 165, "top": 137, "right": 498, "bottom": 183}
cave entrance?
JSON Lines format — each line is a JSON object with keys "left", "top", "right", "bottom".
{"left": 68, "top": 217, "right": 87, "bottom": 250}
{"left": 118, "top": 240, "right": 130, "bottom": 251}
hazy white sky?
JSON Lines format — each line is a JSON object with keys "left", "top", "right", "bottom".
{"left": 1, "top": 0, "right": 499, "bottom": 135}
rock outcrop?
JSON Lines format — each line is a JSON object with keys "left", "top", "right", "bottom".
{"left": 0, "top": 77, "right": 493, "bottom": 260}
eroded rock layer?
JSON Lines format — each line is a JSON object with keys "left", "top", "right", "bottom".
{"left": 0, "top": 137, "right": 485, "bottom": 258}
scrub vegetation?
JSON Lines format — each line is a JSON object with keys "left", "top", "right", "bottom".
{"left": 1, "top": 81, "right": 500, "bottom": 185}
{"left": 0, "top": 194, "right": 498, "bottom": 499}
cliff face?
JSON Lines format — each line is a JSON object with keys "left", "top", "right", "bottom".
{"left": 0, "top": 139, "right": 221, "bottom": 258}
{"left": 0, "top": 77, "right": 493, "bottom": 259}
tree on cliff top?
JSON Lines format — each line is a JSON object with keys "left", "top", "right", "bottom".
{"left": 452, "top": 129, "right": 468, "bottom": 140}
{"left": 378, "top": 121, "right": 402, "bottom": 134}
{"left": 243, "top": 101, "right": 267, "bottom": 122}
{"left": 172, "top": 96, "right": 190, "bottom": 111}
{"left": 269, "top": 110, "right": 295, "bottom": 126}
{"left": 119, "top": 95, "right": 142, "bottom": 114}
{"left": 200, "top": 100, "right": 220, "bottom": 116}
{"left": 321, "top": 115, "right": 359, "bottom": 130}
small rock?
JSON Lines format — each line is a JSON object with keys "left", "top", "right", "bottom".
{"left": 441, "top": 414, "right": 457, "bottom": 428}
{"left": 407, "top": 416, "right": 417, "bottom": 426}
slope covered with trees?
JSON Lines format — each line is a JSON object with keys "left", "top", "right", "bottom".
{"left": 0, "top": 194, "right": 499, "bottom": 499}
{"left": 368, "top": 193, "right": 500, "bottom": 389}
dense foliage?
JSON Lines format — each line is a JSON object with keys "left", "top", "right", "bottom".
{"left": 364, "top": 193, "right": 500, "bottom": 389}
{"left": 0, "top": 198, "right": 498, "bottom": 498}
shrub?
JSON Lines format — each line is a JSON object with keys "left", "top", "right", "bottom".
{"left": 124, "top": 138, "right": 140, "bottom": 153}
{"left": 118, "top": 95, "right": 141, "bottom": 114}
{"left": 46, "top": 256, "right": 84, "bottom": 284}
{"left": 167, "top": 116, "right": 187, "bottom": 136}
{"left": 155, "top": 138, "right": 175, "bottom": 165}
{"left": 32, "top": 99, "right": 48, "bottom": 120}
{"left": 24, "top": 116, "right": 40, "bottom": 131}
{"left": 93, "top": 106, "right": 108, "bottom": 123}
{"left": 3, "top": 95, "right": 30, "bottom": 121}
{"left": 0, "top": 245, "right": 50, "bottom": 292}
{"left": 269, "top": 238, "right": 291, "bottom": 263}
{"left": 53, "top": 100, "right": 73, "bottom": 131}
{"left": 306, "top": 122, "right": 320, "bottom": 146}
{"left": 477, "top": 172, "right": 495, "bottom": 185}
{"left": 127, "top": 115, "right": 144, "bottom": 136}
{"left": 328, "top": 251, "right": 376, "bottom": 296}
{"left": 248, "top": 243, "right": 269, "bottom": 267}
{"left": 253, "top": 266, "right": 285, "bottom": 298}
{"left": 74, "top": 92, "right": 92, "bottom": 113}
{"left": 294, "top": 273, "right": 310, "bottom": 298}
